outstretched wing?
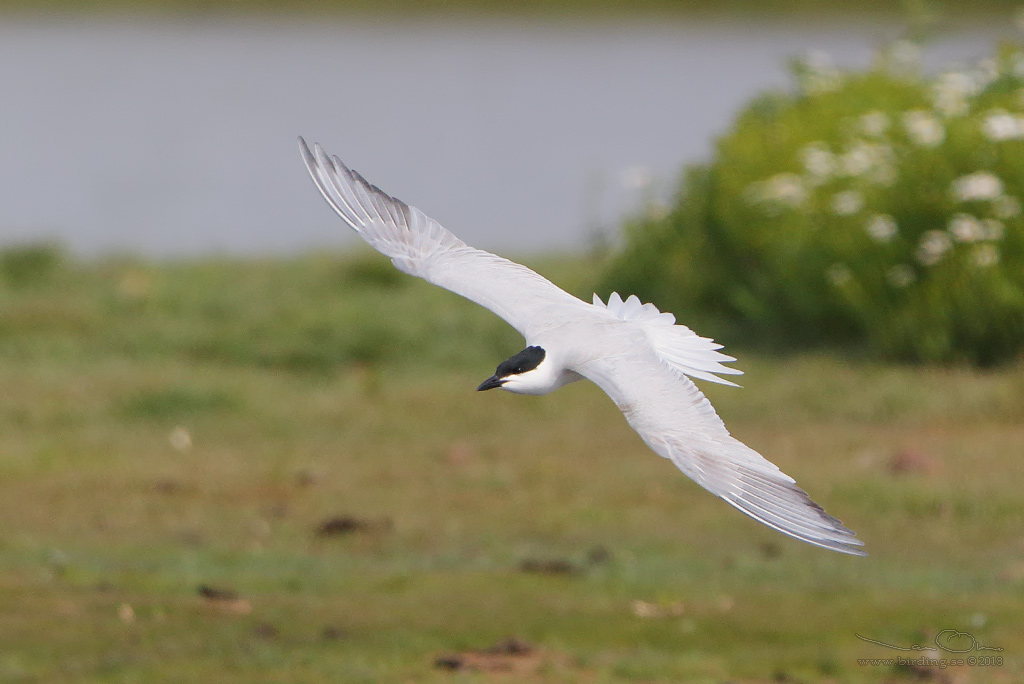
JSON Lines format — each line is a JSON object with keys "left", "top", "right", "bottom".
{"left": 298, "top": 138, "right": 588, "bottom": 338}
{"left": 580, "top": 345, "right": 865, "bottom": 555}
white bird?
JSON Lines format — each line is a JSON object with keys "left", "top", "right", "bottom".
{"left": 298, "top": 138, "right": 865, "bottom": 556}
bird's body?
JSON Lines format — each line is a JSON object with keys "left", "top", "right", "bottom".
{"left": 299, "top": 138, "right": 865, "bottom": 556}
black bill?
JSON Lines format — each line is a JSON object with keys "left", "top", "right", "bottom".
{"left": 476, "top": 375, "right": 506, "bottom": 391}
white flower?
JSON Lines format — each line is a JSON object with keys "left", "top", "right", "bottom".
{"left": 972, "top": 243, "right": 1000, "bottom": 267}
{"left": 903, "top": 110, "right": 945, "bottom": 147}
{"left": 981, "top": 109, "right": 1024, "bottom": 141}
{"left": 800, "top": 142, "right": 835, "bottom": 181}
{"left": 994, "top": 195, "right": 1021, "bottom": 219}
{"left": 620, "top": 165, "right": 653, "bottom": 190}
{"left": 866, "top": 214, "right": 898, "bottom": 242}
{"left": 869, "top": 160, "right": 898, "bottom": 187}
{"left": 887, "top": 40, "right": 922, "bottom": 74}
{"left": 860, "top": 111, "right": 890, "bottom": 137}
{"left": 951, "top": 172, "right": 1003, "bottom": 202}
{"left": 932, "top": 72, "right": 976, "bottom": 117}
{"left": 827, "top": 263, "right": 852, "bottom": 286}
{"left": 804, "top": 50, "right": 833, "bottom": 69}
{"left": 841, "top": 142, "right": 874, "bottom": 176}
{"left": 982, "top": 219, "right": 1005, "bottom": 240}
{"left": 832, "top": 190, "right": 864, "bottom": 216}
{"left": 746, "top": 173, "right": 807, "bottom": 209}
{"left": 948, "top": 213, "right": 985, "bottom": 242}
{"left": 886, "top": 264, "right": 916, "bottom": 287}
{"left": 972, "top": 59, "right": 1000, "bottom": 90}
{"left": 798, "top": 50, "right": 841, "bottom": 94}
{"left": 836, "top": 141, "right": 896, "bottom": 185}
{"left": 917, "top": 230, "right": 952, "bottom": 266}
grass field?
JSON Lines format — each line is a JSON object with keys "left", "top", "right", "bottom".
{"left": 0, "top": 247, "right": 1021, "bottom": 682}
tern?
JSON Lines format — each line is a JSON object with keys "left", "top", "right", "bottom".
{"left": 298, "top": 138, "right": 865, "bottom": 556}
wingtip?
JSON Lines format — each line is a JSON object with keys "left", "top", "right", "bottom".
{"left": 298, "top": 136, "right": 320, "bottom": 158}
{"left": 311, "top": 142, "right": 339, "bottom": 180}
{"left": 810, "top": 525, "right": 868, "bottom": 556}
{"left": 719, "top": 471, "right": 868, "bottom": 557}
{"left": 818, "top": 528, "right": 868, "bottom": 556}
{"left": 297, "top": 136, "right": 319, "bottom": 178}
{"left": 824, "top": 537, "right": 868, "bottom": 556}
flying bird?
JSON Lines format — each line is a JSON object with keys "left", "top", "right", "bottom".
{"left": 298, "top": 138, "right": 865, "bottom": 556}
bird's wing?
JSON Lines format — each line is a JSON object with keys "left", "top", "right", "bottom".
{"left": 579, "top": 345, "right": 865, "bottom": 555}
{"left": 299, "top": 138, "right": 588, "bottom": 337}
{"left": 593, "top": 292, "right": 743, "bottom": 386}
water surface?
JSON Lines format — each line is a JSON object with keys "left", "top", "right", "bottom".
{"left": 0, "top": 16, "right": 1015, "bottom": 256}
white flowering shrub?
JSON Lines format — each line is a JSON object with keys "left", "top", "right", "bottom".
{"left": 603, "top": 43, "right": 1024, "bottom": 364}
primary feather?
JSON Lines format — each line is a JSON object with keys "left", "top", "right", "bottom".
{"left": 298, "top": 138, "right": 865, "bottom": 556}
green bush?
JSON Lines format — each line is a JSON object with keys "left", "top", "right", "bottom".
{"left": 0, "top": 242, "right": 64, "bottom": 287}
{"left": 603, "top": 42, "right": 1024, "bottom": 365}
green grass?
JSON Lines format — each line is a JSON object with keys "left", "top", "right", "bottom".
{"left": 0, "top": 246, "right": 1022, "bottom": 682}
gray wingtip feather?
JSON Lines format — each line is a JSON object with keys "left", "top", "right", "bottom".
{"left": 297, "top": 136, "right": 319, "bottom": 182}
{"left": 722, "top": 481, "right": 867, "bottom": 556}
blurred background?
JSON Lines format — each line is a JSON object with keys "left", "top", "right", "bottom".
{"left": 1, "top": 1, "right": 1023, "bottom": 682}
{"left": 2, "top": 4, "right": 1023, "bottom": 256}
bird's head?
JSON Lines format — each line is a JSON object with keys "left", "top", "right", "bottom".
{"left": 477, "top": 346, "right": 556, "bottom": 396}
